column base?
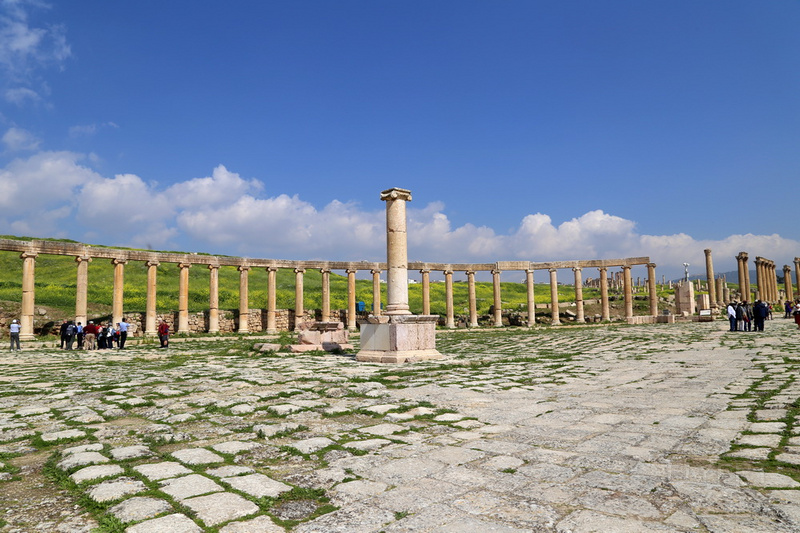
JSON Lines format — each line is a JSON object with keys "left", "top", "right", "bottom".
{"left": 356, "top": 315, "right": 442, "bottom": 363}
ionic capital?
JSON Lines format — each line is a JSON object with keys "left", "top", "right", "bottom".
{"left": 294, "top": 268, "right": 306, "bottom": 274}
{"left": 320, "top": 268, "right": 331, "bottom": 274}
{"left": 178, "top": 262, "right": 192, "bottom": 269}
{"left": 145, "top": 260, "right": 159, "bottom": 268}
{"left": 238, "top": 265, "right": 250, "bottom": 272}
{"left": 208, "top": 264, "right": 219, "bottom": 271}
{"left": 111, "top": 258, "right": 127, "bottom": 266}
{"left": 572, "top": 267, "right": 582, "bottom": 273}
{"left": 267, "top": 266, "right": 279, "bottom": 273}
{"left": 75, "top": 255, "right": 92, "bottom": 264}
{"left": 370, "top": 269, "right": 382, "bottom": 275}
{"left": 20, "top": 251, "right": 37, "bottom": 260}
{"left": 784, "top": 265, "right": 792, "bottom": 274}
{"left": 346, "top": 269, "right": 357, "bottom": 275}
{"left": 737, "top": 252, "right": 748, "bottom": 261}
{"left": 380, "top": 187, "right": 412, "bottom": 202}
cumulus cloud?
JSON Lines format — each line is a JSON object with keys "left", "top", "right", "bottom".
{"left": 0, "top": 151, "right": 794, "bottom": 279}
{"left": 68, "top": 122, "right": 119, "bottom": 138}
{"left": 2, "top": 125, "right": 39, "bottom": 151}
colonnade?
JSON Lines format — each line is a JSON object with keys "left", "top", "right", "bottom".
{"left": 2, "top": 239, "right": 657, "bottom": 340}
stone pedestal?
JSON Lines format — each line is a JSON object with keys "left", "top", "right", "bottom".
{"left": 356, "top": 315, "right": 441, "bottom": 363}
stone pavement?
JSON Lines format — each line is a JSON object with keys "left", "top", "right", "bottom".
{"left": 1, "top": 320, "right": 800, "bottom": 532}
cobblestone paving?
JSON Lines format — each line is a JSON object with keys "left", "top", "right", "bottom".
{"left": 2, "top": 321, "right": 800, "bottom": 532}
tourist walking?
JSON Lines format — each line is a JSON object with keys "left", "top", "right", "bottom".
{"left": 158, "top": 320, "right": 169, "bottom": 348}
{"left": 743, "top": 301, "right": 752, "bottom": 332}
{"left": 118, "top": 318, "right": 129, "bottom": 349}
{"left": 785, "top": 300, "right": 793, "bottom": 318}
{"left": 753, "top": 300, "right": 768, "bottom": 332}
{"left": 9, "top": 319, "right": 20, "bottom": 351}
{"left": 736, "top": 302, "right": 746, "bottom": 331}
{"left": 59, "top": 319, "right": 68, "bottom": 349}
{"left": 727, "top": 302, "right": 737, "bottom": 332}
{"left": 64, "top": 321, "right": 76, "bottom": 350}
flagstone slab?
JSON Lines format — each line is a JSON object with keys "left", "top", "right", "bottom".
{"left": 108, "top": 496, "right": 172, "bottom": 522}
{"left": 110, "top": 445, "right": 152, "bottom": 460}
{"left": 736, "top": 471, "right": 800, "bottom": 488}
{"left": 182, "top": 492, "right": 259, "bottom": 526}
{"left": 343, "top": 438, "right": 392, "bottom": 452}
{"left": 358, "top": 423, "right": 406, "bottom": 436}
{"left": 223, "top": 473, "right": 292, "bottom": 498}
{"left": 206, "top": 465, "right": 255, "bottom": 478}
{"left": 126, "top": 513, "right": 202, "bottom": 533}
{"left": 171, "top": 447, "right": 224, "bottom": 465}
{"left": 292, "top": 437, "right": 335, "bottom": 454}
{"left": 58, "top": 451, "right": 109, "bottom": 471}
{"left": 134, "top": 461, "right": 192, "bottom": 481}
{"left": 70, "top": 464, "right": 123, "bottom": 483}
{"left": 62, "top": 443, "right": 104, "bottom": 455}
{"left": 41, "top": 429, "right": 86, "bottom": 443}
{"left": 219, "top": 515, "right": 285, "bottom": 533}
{"left": 87, "top": 477, "right": 147, "bottom": 503}
{"left": 159, "top": 474, "right": 224, "bottom": 501}
{"left": 211, "top": 440, "right": 259, "bottom": 454}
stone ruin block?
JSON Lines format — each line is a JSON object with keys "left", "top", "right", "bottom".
{"left": 288, "top": 321, "right": 352, "bottom": 353}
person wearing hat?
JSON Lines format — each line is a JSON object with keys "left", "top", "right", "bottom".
{"left": 9, "top": 319, "right": 20, "bottom": 351}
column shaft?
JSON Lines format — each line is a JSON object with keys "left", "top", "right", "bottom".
{"left": 178, "top": 263, "right": 191, "bottom": 334}
{"left": 599, "top": 267, "right": 610, "bottom": 321}
{"left": 647, "top": 263, "right": 658, "bottom": 316}
{"left": 371, "top": 269, "right": 382, "bottom": 316}
{"left": 549, "top": 269, "right": 561, "bottom": 325}
{"left": 573, "top": 267, "right": 584, "bottom": 323}
{"left": 421, "top": 270, "right": 431, "bottom": 315}
{"left": 112, "top": 259, "right": 126, "bottom": 326}
{"left": 20, "top": 252, "right": 36, "bottom": 340}
{"left": 145, "top": 260, "right": 158, "bottom": 336}
{"left": 208, "top": 265, "right": 220, "bottom": 333}
{"left": 346, "top": 269, "right": 357, "bottom": 331}
{"left": 623, "top": 266, "right": 633, "bottom": 322}
{"left": 444, "top": 270, "right": 455, "bottom": 328}
{"left": 382, "top": 189, "right": 412, "bottom": 315}
{"left": 492, "top": 269, "right": 502, "bottom": 327}
{"left": 238, "top": 266, "right": 250, "bottom": 333}
{"left": 267, "top": 267, "right": 278, "bottom": 333}
{"left": 75, "top": 256, "right": 91, "bottom": 326}
{"left": 321, "top": 268, "right": 330, "bottom": 322}
{"left": 467, "top": 271, "right": 478, "bottom": 328}
{"left": 525, "top": 269, "right": 536, "bottom": 326}
{"left": 704, "top": 249, "right": 717, "bottom": 307}
{"left": 294, "top": 268, "right": 305, "bottom": 328}
{"left": 784, "top": 266, "right": 794, "bottom": 302}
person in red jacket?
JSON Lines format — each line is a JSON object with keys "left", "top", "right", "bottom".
{"left": 83, "top": 321, "right": 98, "bottom": 350}
{"left": 158, "top": 320, "right": 170, "bottom": 348}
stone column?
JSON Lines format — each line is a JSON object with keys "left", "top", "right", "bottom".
{"left": 466, "top": 270, "right": 478, "bottom": 328}
{"left": 784, "top": 265, "right": 794, "bottom": 302}
{"left": 208, "top": 265, "right": 220, "bottom": 333}
{"left": 382, "top": 188, "right": 412, "bottom": 315}
{"left": 647, "top": 263, "right": 658, "bottom": 316}
{"left": 444, "top": 270, "right": 455, "bottom": 328}
{"left": 75, "top": 256, "right": 91, "bottom": 327}
{"left": 20, "top": 252, "right": 36, "bottom": 340}
{"left": 420, "top": 269, "right": 431, "bottom": 315}
{"left": 145, "top": 260, "right": 158, "bottom": 336}
{"left": 112, "top": 259, "right": 127, "bottom": 326}
{"left": 736, "top": 252, "right": 748, "bottom": 301}
{"left": 267, "top": 267, "right": 278, "bottom": 333}
{"left": 623, "top": 266, "right": 633, "bottom": 322}
{"left": 238, "top": 265, "right": 250, "bottom": 333}
{"left": 346, "top": 269, "right": 357, "bottom": 331}
{"left": 771, "top": 262, "right": 779, "bottom": 303}
{"left": 492, "top": 269, "right": 503, "bottom": 327}
{"left": 755, "top": 257, "right": 765, "bottom": 301}
{"left": 320, "top": 268, "right": 331, "bottom": 322}
{"left": 573, "top": 267, "right": 584, "bottom": 323}
{"left": 795, "top": 258, "right": 800, "bottom": 299}
{"left": 716, "top": 277, "right": 725, "bottom": 306}
{"left": 371, "top": 269, "right": 382, "bottom": 316}
{"left": 294, "top": 268, "right": 305, "bottom": 328}
{"left": 178, "top": 263, "right": 191, "bottom": 334}
{"left": 525, "top": 269, "right": 536, "bottom": 326}
{"left": 549, "top": 268, "right": 561, "bottom": 325}
{"left": 704, "top": 249, "right": 717, "bottom": 308}
{"left": 599, "top": 267, "right": 610, "bottom": 321}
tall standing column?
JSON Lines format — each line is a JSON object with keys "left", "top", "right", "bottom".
{"left": 704, "top": 249, "right": 717, "bottom": 308}
{"left": 444, "top": 270, "right": 455, "bottom": 328}
{"left": 525, "top": 269, "right": 536, "bottom": 326}
{"left": 492, "top": 269, "right": 502, "bottom": 327}
{"left": 784, "top": 265, "right": 794, "bottom": 302}
{"left": 267, "top": 267, "right": 278, "bottom": 333}
{"left": 145, "top": 260, "right": 158, "bottom": 336}
{"left": 716, "top": 277, "right": 725, "bottom": 306}
{"left": 573, "top": 267, "right": 584, "bottom": 323}
{"left": 112, "top": 259, "right": 127, "bottom": 326}
{"left": 755, "top": 257, "right": 764, "bottom": 301}
{"left": 381, "top": 188, "right": 412, "bottom": 315}
{"left": 599, "top": 267, "right": 610, "bottom": 321}
{"left": 20, "top": 252, "right": 36, "bottom": 340}
{"left": 623, "top": 266, "right": 633, "bottom": 322}
{"left": 466, "top": 270, "right": 478, "bottom": 328}
{"left": 647, "top": 263, "right": 658, "bottom": 316}
{"left": 371, "top": 269, "right": 382, "bottom": 316}
{"left": 178, "top": 263, "right": 191, "bottom": 334}
{"left": 238, "top": 265, "right": 250, "bottom": 333}
{"left": 346, "top": 269, "right": 357, "bottom": 331}
{"left": 75, "top": 256, "right": 91, "bottom": 326}
{"left": 320, "top": 268, "right": 331, "bottom": 322}
{"left": 771, "top": 262, "right": 779, "bottom": 302}
{"left": 795, "top": 258, "right": 800, "bottom": 299}
{"left": 736, "top": 252, "right": 748, "bottom": 301}
{"left": 208, "top": 265, "right": 220, "bottom": 333}
{"left": 294, "top": 268, "right": 305, "bottom": 328}
{"left": 549, "top": 268, "right": 561, "bottom": 325}
{"left": 420, "top": 269, "right": 431, "bottom": 315}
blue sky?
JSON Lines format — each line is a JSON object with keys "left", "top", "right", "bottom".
{"left": 0, "top": 1, "right": 798, "bottom": 280}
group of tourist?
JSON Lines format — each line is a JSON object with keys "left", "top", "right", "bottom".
{"left": 726, "top": 299, "right": 800, "bottom": 332}
{"left": 58, "top": 318, "right": 130, "bottom": 350}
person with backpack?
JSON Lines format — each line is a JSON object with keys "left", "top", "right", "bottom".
{"left": 65, "top": 321, "right": 76, "bottom": 350}
{"left": 158, "top": 320, "right": 170, "bottom": 348}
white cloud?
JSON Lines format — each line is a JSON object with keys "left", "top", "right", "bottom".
{"left": 166, "top": 165, "right": 263, "bottom": 209}
{"left": 5, "top": 86, "right": 39, "bottom": 104}
{"left": 68, "top": 122, "right": 119, "bottom": 138}
{"left": 2, "top": 125, "right": 39, "bottom": 151}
